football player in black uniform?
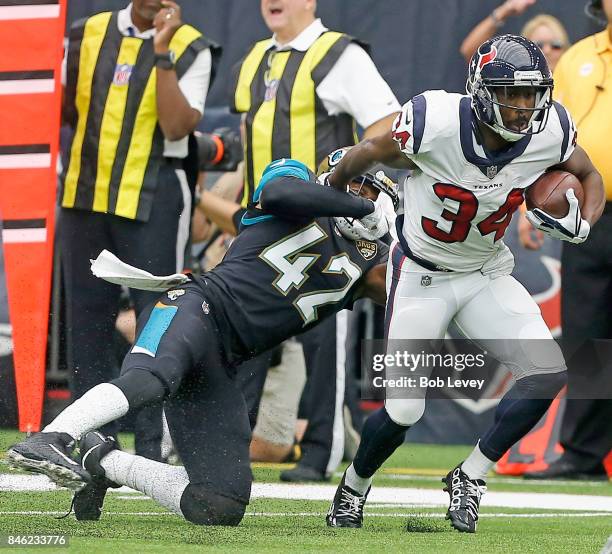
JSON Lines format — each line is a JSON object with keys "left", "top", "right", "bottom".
{"left": 8, "top": 155, "right": 396, "bottom": 526}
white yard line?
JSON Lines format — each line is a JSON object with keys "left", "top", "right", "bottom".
{"left": 375, "top": 472, "right": 608, "bottom": 488}
{"left": 2, "top": 475, "right": 612, "bottom": 513}
{"left": 250, "top": 482, "right": 612, "bottom": 513}
{"left": 0, "top": 510, "right": 609, "bottom": 519}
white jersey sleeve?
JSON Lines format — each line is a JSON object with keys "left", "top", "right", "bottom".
{"left": 391, "top": 90, "right": 457, "bottom": 158}
{"left": 550, "top": 101, "right": 577, "bottom": 164}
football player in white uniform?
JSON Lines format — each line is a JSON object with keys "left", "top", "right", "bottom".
{"left": 326, "top": 35, "right": 605, "bottom": 532}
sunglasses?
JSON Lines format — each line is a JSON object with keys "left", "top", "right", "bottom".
{"left": 535, "top": 40, "right": 564, "bottom": 51}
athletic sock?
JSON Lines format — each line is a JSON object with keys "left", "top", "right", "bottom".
{"left": 352, "top": 407, "right": 409, "bottom": 479}
{"left": 43, "top": 383, "right": 129, "bottom": 440}
{"left": 344, "top": 463, "right": 372, "bottom": 496}
{"left": 461, "top": 441, "right": 494, "bottom": 481}
{"left": 101, "top": 450, "right": 189, "bottom": 515}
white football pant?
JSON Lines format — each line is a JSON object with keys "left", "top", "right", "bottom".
{"left": 384, "top": 243, "right": 566, "bottom": 426}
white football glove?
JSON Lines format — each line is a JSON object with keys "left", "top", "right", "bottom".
{"left": 526, "top": 189, "right": 590, "bottom": 244}
{"left": 335, "top": 194, "right": 391, "bottom": 241}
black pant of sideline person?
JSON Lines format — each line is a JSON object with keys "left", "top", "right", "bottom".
{"left": 59, "top": 160, "right": 192, "bottom": 460}
{"left": 237, "top": 312, "right": 348, "bottom": 480}
{"left": 281, "top": 311, "right": 349, "bottom": 481}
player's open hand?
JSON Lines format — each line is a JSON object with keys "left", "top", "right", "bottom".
{"left": 154, "top": 0, "right": 182, "bottom": 52}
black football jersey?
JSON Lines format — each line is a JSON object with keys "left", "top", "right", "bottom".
{"left": 197, "top": 216, "right": 388, "bottom": 364}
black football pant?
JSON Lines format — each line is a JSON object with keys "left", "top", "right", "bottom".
{"left": 59, "top": 162, "right": 191, "bottom": 460}
{"left": 559, "top": 205, "right": 612, "bottom": 470}
{"left": 117, "top": 281, "right": 252, "bottom": 505}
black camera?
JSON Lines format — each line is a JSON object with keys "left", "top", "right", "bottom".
{"left": 196, "top": 127, "right": 243, "bottom": 172}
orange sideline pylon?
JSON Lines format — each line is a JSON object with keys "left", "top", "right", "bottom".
{"left": 0, "top": 0, "right": 66, "bottom": 431}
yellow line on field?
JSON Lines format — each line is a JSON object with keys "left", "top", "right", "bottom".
{"left": 252, "top": 463, "right": 296, "bottom": 470}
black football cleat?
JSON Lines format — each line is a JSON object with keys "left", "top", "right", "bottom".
{"left": 326, "top": 472, "right": 370, "bottom": 528}
{"left": 442, "top": 463, "right": 487, "bottom": 533}
{"left": 73, "top": 431, "right": 121, "bottom": 521}
{"left": 7, "top": 432, "right": 91, "bottom": 491}
{"left": 280, "top": 463, "right": 329, "bottom": 483}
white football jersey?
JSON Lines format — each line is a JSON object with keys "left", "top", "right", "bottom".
{"left": 392, "top": 90, "right": 576, "bottom": 272}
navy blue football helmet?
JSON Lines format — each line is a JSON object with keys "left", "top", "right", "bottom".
{"left": 466, "top": 35, "right": 554, "bottom": 142}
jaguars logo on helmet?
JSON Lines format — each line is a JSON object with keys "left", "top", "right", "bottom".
{"left": 317, "top": 147, "right": 352, "bottom": 175}
{"left": 466, "top": 35, "right": 554, "bottom": 142}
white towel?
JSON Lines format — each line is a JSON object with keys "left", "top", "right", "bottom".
{"left": 90, "top": 250, "right": 190, "bottom": 291}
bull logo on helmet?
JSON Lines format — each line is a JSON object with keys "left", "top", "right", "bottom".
{"left": 477, "top": 45, "right": 497, "bottom": 71}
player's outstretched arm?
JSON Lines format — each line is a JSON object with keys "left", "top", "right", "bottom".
{"left": 555, "top": 144, "right": 605, "bottom": 226}
{"left": 328, "top": 131, "right": 414, "bottom": 192}
{"left": 258, "top": 176, "right": 375, "bottom": 219}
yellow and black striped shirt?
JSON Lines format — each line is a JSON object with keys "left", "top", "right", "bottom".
{"left": 62, "top": 11, "right": 219, "bottom": 221}
{"left": 231, "top": 31, "right": 359, "bottom": 207}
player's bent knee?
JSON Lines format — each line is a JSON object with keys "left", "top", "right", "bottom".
{"left": 385, "top": 398, "right": 425, "bottom": 426}
{"left": 180, "top": 484, "right": 246, "bottom": 526}
{"left": 110, "top": 368, "right": 167, "bottom": 410}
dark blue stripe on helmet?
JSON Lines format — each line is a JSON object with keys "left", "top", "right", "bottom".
{"left": 411, "top": 94, "right": 427, "bottom": 154}
{"left": 553, "top": 101, "right": 570, "bottom": 162}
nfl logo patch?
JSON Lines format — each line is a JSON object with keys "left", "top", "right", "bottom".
{"left": 113, "top": 63, "right": 133, "bottom": 86}
{"left": 420, "top": 275, "right": 432, "bottom": 287}
{"left": 486, "top": 165, "right": 498, "bottom": 179}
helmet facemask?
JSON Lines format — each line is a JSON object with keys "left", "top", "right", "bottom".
{"left": 487, "top": 83, "right": 553, "bottom": 142}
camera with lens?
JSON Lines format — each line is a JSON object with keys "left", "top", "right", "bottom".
{"left": 196, "top": 127, "right": 243, "bottom": 172}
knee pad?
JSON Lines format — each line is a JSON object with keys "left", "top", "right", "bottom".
{"left": 514, "top": 371, "right": 567, "bottom": 399}
{"left": 111, "top": 368, "right": 167, "bottom": 410}
{"left": 385, "top": 398, "right": 426, "bottom": 426}
{"left": 180, "top": 484, "right": 246, "bottom": 526}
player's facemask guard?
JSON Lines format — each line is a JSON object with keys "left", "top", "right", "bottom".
{"left": 318, "top": 147, "right": 398, "bottom": 241}
{"left": 348, "top": 171, "right": 400, "bottom": 211}
{"left": 333, "top": 169, "right": 397, "bottom": 241}
{"left": 318, "top": 147, "right": 399, "bottom": 210}
{"left": 479, "top": 81, "right": 552, "bottom": 142}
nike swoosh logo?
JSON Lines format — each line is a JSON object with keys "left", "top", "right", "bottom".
{"left": 49, "top": 444, "right": 78, "bottom": 466}
{"left": 81, "top": 443, "right": 103, "bottom": 470}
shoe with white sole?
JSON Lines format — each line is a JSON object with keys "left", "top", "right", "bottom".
{"left": 7, "top": 432, "right": 91, "bottom": 491}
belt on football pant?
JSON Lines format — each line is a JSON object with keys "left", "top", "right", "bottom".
{"left": 395, "top": 215, "right": 453, "bottom": 273}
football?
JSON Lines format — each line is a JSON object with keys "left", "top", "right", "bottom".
{"left": 525, "top": 170, "right": 584, "bottom": 219}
